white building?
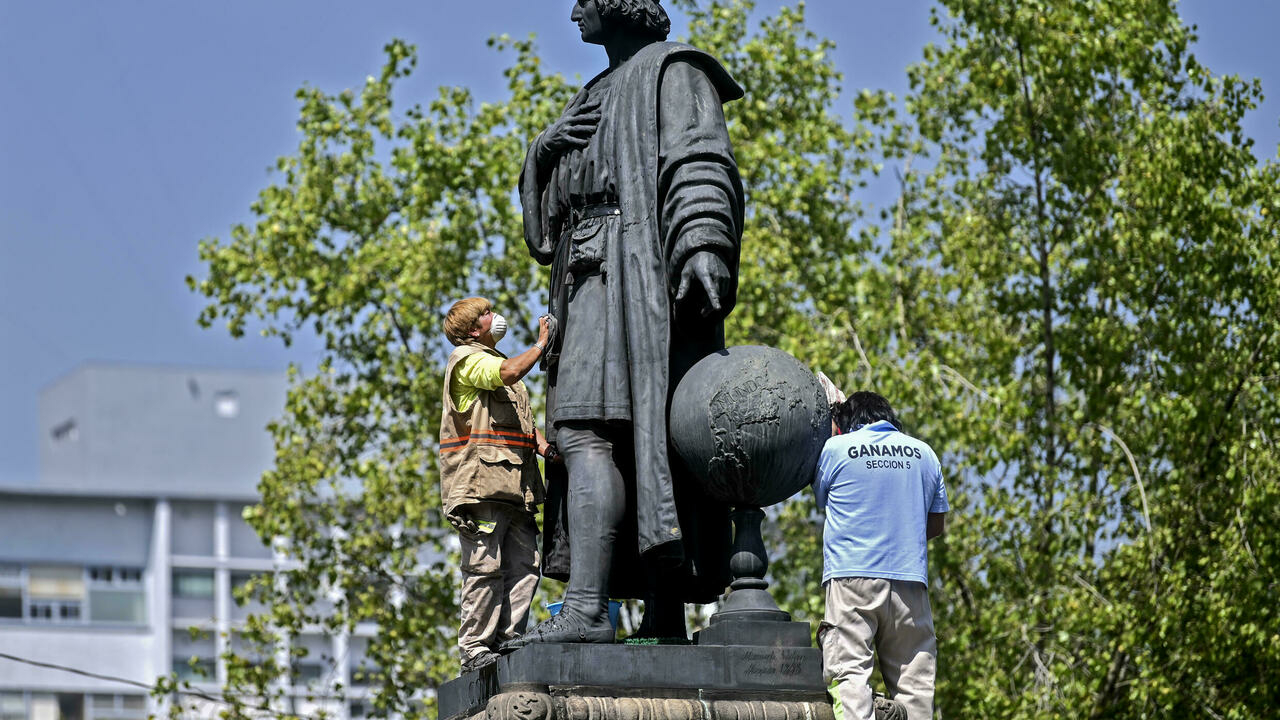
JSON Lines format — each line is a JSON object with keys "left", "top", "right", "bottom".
{"left": 0, "top": 365, "right": 376, "bottom": 720}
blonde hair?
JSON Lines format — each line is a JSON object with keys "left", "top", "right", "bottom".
{"left": 443, "top": 297, "right": 490, "bottom": 346}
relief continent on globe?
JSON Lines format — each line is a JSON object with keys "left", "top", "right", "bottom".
{"left": 670, "top": 345, "right": 831, "bottom": 508}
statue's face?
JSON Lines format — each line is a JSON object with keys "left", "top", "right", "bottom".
{"left": 570, "top": 0, "right": 608, "bottom": 45}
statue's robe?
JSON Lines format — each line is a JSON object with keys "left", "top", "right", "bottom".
{"left": 520, "top": 41, "right": 745, "bottom": 602}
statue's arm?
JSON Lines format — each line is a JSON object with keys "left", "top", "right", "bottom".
{"left": 533, "top": 91, "right": 600, "bottom": 179}
{"left": 520, "top": 91, "right": 600, "bottom": 265}
{"left": 659, "top": 60, "right": 744, "bottom": 319}
{"left": 519, "top": 134, "right": 556, "bottom": 265}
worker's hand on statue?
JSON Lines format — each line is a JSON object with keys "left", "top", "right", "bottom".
{"left": 675, "top": 251, "right": 733, "bottom": 321}
{"left": 539, "top": 439, "right": 564, "bottom": 464}
{"left": 538, "top": 94, "right": 601, "bottom": 164}
{"left": 537, "top": 316, "right": 551, "bottom": 346}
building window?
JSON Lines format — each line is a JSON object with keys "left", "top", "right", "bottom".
{"left": 173, "top": 657, "right": 217, "bottom": 684}
{"left": 0, "top": 587, "right": 21, "bottom": 619}
{"left": 29, "top": 693, "right": 83, "bottom": 720}
{"left": 172, "top": 628, "right": 217, "bottom": 684}
{"left": 172, "top": 570, "right": 215, "bottom": 598}
{"left": 171, "top": 569, "right": 216, "bottom": 622}
{"left": 0, "top": 693, "right": 24, "bottom": 720}
{"left": 0, "top": 566, "right": 21, "bottom": 620}
{"left": 27, "top": 566, "right": 86, "bottom": 624}
{"left": 88, "top": 589, "right": 145, "bottom": 624}
{"left": 90, "top": 694, "right": 147, "bottom": 720}
{"left": 293, "top": 660, "right": 326, "bottom": 684}
{"left": 347, "top": 636, "right": 383, "bottom": 687}
{"left": 87, "top": 565, "right": 146, "bottom": 624}
{"left": 0, "top": 565, "right": 146, "bottom": 626}
{"left": 88, "top": 566, "right": 143, "bottom": 587}
{"left": 230, "top": 571, "right": 258, "bottom": 595}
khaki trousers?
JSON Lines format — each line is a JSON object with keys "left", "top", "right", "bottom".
{"left": 457, "top": 502, "right": 540, "bottom": 662}
{"left": 820, "top": 577, "right": 937, "bottom": 720}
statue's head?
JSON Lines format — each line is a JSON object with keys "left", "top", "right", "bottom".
{"left": 571, "top": 0, "right": 671, "bottom": 46}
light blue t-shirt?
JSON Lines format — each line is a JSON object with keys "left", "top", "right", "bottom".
{"left": 813, "top": 420, "right": 950, "bottom": 585}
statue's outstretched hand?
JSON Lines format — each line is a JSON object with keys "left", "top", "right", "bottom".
{"left": 675, "top": 251, "right": 733, "bottom": 322}
{"left": 536, "top": 94, "right": 601, "bottom": 165}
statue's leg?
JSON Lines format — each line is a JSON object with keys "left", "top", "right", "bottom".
{"left": 501, "top": 420, "right": 621, "bottom": 648}
{"left": 631, "top": 566, "right": 687, "bottom": 640}
{"left": 560, "top": 420, "right": 626, "bottom": 623}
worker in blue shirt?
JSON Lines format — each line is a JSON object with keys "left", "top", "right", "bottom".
{"left": 813, "top": 392, "right": 949, "bottom": 720}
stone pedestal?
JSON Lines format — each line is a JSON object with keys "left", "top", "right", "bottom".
{"left": 477, "top": 692, "right": 833, "bottom": 720}
{"left": 436, "top": 643, "right": 831, "bottom": 720}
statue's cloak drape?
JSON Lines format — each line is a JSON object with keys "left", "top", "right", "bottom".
{"left": 520, "top": 41, "right": 745, "bottom": 602}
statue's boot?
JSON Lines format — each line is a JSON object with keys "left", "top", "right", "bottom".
{"left": 498, "top": 603, "right": 614, "bottom": 649}
{"left": 501, "top": 421, "right": 623, "bottom": 651}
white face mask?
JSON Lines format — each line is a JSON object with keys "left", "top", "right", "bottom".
{"left": 488, "top": 313, "right": 508, "bottom": 342}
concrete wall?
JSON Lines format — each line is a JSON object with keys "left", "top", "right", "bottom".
{"left": 38, "top": 365, "right": 285, "bottom": 499}
{"left": 0, "top": 497, "right": 152, "bottom": 566}
{"left": 0, "top": 625, "right": 155, "bottom": 691}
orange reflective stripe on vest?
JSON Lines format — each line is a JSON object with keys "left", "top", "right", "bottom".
{"left": 440, "top": 429, "right": 536, "bottom": 454}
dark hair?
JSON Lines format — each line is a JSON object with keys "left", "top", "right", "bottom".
{"left": 834, "top": 391, "right": 902, "bottom": 433}
{"left": 598, "top": 0, "right": 671, "bottom": 41}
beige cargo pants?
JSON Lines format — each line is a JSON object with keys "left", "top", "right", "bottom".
{"left": 819, "top": 577, "right": 937, "bottom": 720}
{"left": 456, "top": 502, "right": 540, "bottom": 663}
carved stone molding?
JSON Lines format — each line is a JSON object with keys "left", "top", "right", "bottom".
{"left": 561, "top": 695, "right": 703, "bottom": 720}
{"left": 706, "top": 699, "right": 833, "bottom": 720}
{"left": 476, "top": 692, "right": 835, "bottom": 720}
{"left": 484, "top": 692, "right": 555, "bottom": 720}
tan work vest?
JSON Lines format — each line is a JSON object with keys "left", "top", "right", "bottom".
{"left": 439, "top": 343, "right": 544, "bottom": 524}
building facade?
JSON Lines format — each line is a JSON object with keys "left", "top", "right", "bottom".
{"left": 0, "top": 365, "right": 375, "bottom": 720}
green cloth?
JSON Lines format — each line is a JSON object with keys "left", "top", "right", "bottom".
{"left": 450, "top": 353, "right": 505, "bottom": 413}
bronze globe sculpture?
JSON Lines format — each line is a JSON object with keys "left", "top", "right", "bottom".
{"left": 670, "top": 345, "right": 830, "bottom": 626}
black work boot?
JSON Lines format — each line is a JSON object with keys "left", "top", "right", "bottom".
{"left": 459, "top": 649, "right": 500, "bottom": 673}
{"left": 873, "top": 693, "right": 907, "bottom": 720}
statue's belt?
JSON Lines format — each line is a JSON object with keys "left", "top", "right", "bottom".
{"left": 544, "top": 202, "right": 620, "bottom": 372}
{"left": 568, "top": 202, "right": 621, "bottom": 225}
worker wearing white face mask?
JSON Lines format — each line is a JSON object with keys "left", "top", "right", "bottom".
{"left": 440, "top": 297, "right": 555, "bottom": 673}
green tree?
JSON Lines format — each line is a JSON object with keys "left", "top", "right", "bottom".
{"left": 187, "top": 0, "right": 1279, "bottom": 718}
{"left": 184, "top": 2, "right": 873, "bottom": 716}
{"left": 183, "top": 34, "right": 573, "bottom": 719}
{"left": 780, "top": 0, "right": 1279, "bottom": 717}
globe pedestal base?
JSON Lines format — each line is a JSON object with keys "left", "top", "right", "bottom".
{"left": 711, "top": 586, "right": 790, "bottom": 624}
{"left": 698, "top": 507, "right": 811, "bottom": 647}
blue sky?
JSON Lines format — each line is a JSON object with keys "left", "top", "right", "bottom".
{"left": 1, "top": 1, "right": 1276, "bottom": 485}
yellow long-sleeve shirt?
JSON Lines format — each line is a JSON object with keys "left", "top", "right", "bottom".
{"left": 449, "top": 353, "right": 516, "bottom": 413}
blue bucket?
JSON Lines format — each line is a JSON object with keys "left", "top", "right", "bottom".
{"left": 545, "top": 600, "right": 622, "bottom": 631}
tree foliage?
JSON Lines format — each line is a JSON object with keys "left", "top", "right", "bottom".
{"left": 187, "top": 1, "right": 1279, "bottom": 718}
{"left": 185, "top": 33, "right": 574, "bottom": 719}
{"left": 767, "top": 0, "right": 1279, "bottom": 717}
